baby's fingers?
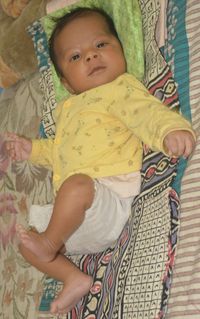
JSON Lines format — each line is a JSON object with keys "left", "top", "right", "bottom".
{"left": 5, "top": 132, "right": 19, "bottom": 141}
{"left": 165, "top": 138, "right": 180, "bottom": 157}
{"left": 5, "top": 141, "right": 14, "bottom": 153}
{"left": 5, "top": 141, "right": 21, "bottom": 161}
{"left": 164, "top": 131, "right": 196, "bottom": 158}
{"left": 5, "top": 141, "right": 16, "bottom": 159}
{"left": 182, "top": 135, "right": 196, "bottom": 159}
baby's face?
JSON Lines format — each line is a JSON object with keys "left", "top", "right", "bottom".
{"left": 54, "top": 12, "right": 126, "bottom": 94}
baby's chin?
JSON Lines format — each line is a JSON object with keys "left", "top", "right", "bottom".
{"left": 80, "top": 72, "right": 124, "bottom": 93}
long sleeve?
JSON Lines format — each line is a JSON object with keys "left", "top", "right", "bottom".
{"left": 28, "top": 100, "right": 64, "bottom": 170}
{"left": 110, "top": 74, "right": 195, "bottom": 154}
{"left": 25, "top": 74, "right": 196, "bottom": 193}
{"left": 29, "top": 138, "right": 54, "bottom": 170}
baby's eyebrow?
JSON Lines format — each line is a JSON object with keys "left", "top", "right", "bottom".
{"left": 61, "top": 46, "right": 80, "bottom": 57}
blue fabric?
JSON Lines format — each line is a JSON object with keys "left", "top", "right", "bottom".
{"left": 39, "top": 122, "right": 47, "bottom": 138}
{"left": 27, "top": 21, "right": 51, "bottom": 72}
{"left": 164, "top": 0, "right": 191, "bottom": 194}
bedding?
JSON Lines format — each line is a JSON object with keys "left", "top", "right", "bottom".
{"left": 0, "top": 0, "right": 192, "bottom": 318}
{"left": 0, "top": 72, "right": 53, "bottom": 318}
{"left": 164, "top": 1, "right": 200, "bottom": 318}
{"left": 0, "top": 0, "right": 48, "bottom": 88}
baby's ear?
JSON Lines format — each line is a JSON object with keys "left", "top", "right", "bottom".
{"left": 61, "top": 77, "right": 75, "bottom": 94}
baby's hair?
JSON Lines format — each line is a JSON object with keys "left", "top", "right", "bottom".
{"left": 49, "top": 7, "right": 121, "bottom": 77}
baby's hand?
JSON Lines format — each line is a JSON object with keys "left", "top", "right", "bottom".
{"left": 5, "top": 132, "right": 32, "bottom": 161}
{"left": 164, "top": 130, "right": 196, "bottom": 158}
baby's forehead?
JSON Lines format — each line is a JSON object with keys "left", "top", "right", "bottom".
{"left": 54, "top": 15, "right": 112, "bottom": 54}
{"left": 53, "top": 10, "right": 117, "bottom": 56}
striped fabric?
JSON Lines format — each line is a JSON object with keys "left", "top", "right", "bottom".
{"left": 166, "top": 1, "right": 200, "bottom": 318}
{"left": 164, "top": 0, "right": 191, "bottom": 195}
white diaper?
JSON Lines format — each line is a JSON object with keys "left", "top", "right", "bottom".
{"left": 29, "top": 180, "right": 134, "bottom": 255}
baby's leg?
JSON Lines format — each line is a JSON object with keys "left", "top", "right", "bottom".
{"left": 19, "top": 243, "right": 93, "bottom": 314}
{"left": 17, "top": 174, "right": 94, "bottom": 262}
{"left": 16, "top": 225, "right": 57, "bottom": 262}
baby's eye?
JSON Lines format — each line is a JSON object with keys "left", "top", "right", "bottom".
{"left": 70, "top": 54, "right": 80, "bottom": 61}
{"left": 96, "top": 42, "right": 107, "bottom": 48}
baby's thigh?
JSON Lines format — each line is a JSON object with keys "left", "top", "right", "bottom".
{"left": 66, "top": 180, "right": 133, "bottom": 255}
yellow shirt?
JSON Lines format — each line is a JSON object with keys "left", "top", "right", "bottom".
{"left": 30, "top": 73, "right": 194, "bottom": 193}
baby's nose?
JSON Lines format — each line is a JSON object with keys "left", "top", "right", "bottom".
{"left": 85, "top": 51, "right": 98, "bottom": 62}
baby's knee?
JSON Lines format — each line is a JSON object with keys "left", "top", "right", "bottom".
{"left": 62, "top": 174, "right": 95, "bottom": 207}
{"left": 68, "top": 173, "right": 94, "bottom": 189}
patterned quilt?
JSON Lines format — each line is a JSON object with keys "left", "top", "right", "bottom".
{"left": 36, "top": 1, "right": 180, "bottom": 318}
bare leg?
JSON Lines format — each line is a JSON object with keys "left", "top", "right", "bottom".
{"left": 16, "top": 174, "right": 94, "bottom": 262}
{"left": 19, "top": 243, "right": 93, "bottom": 314}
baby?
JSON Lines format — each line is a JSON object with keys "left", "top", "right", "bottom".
{"left": 6, "top": 7, "right": 196, "bottom": 315}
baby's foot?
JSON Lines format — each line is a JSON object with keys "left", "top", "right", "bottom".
{"left": 16, "top": 224, "right": 57, "bottom": 262}
{"left": 50, "top": 272, "right": 93, "bottom": 314}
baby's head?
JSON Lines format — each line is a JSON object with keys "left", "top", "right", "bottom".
{"left": 49, "top": 7, "right": 127, "bottom": 94}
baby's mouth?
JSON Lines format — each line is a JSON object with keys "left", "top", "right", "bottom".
{"left": 88, "top": 66, "right": 106, "bottom": 76}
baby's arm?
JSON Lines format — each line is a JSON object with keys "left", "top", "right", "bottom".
{"left": 5, "top": 132, "right": 32, "bottom": 161}
{"left": 163, "top": 130, "right": 195, "bottom": 158}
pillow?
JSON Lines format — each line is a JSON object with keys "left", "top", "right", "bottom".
{"left": 39, "top": 0, "right": 144, "bottom": 102}
{"left": 0, "top": 0, "right": 48, "bottom": 88}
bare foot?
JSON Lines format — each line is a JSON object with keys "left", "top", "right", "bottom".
{"left": 16, "top": 224, "right": 57, "bottom": 262}
{"left": 50, "top": 272, "right": 93, "bottom": 314}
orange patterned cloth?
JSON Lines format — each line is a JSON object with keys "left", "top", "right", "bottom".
{"left": 1, "top": 0, "right": 29, "bottom": 17}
